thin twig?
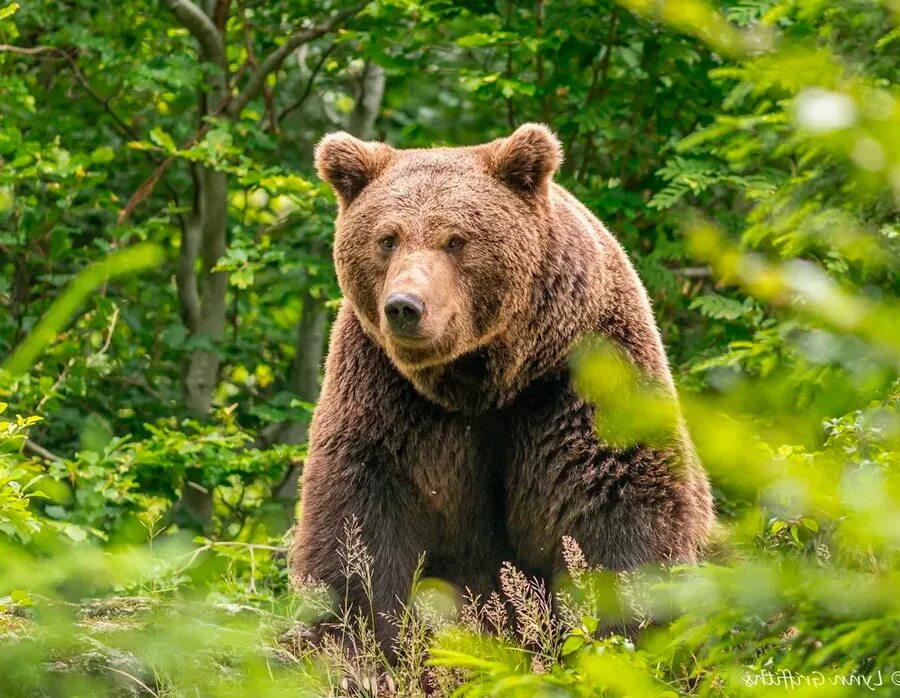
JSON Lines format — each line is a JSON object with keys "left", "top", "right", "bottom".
{"left": 53, "top": 50, "right": 188, "bottom": 222}
{"left": 673, "top": 266, "right": 713, "bottom": 278}
{"left": 278, "top": 42, "right": 335, "bottom": 123}
{"left": 35, "top": 307, "right": 119, "bottom": 412}
{"left": 575, "top": 10, "right": 620, "bottom": 181}
{"left": 0, "top": 44, "right": 62, "bottom": 55}
{"left": 23, "top": 439, "right": 63, "bottom": 462}
{"left": 93, "top": 306, "right": 120, "bottom": 357}
{"left": 64, "top": 55, "right": 140, "bottom": 141}
{"left": 112, "top": 375, "right": 166, "bottom": 401}
{"left": 237, "top": 0, "right": 278, "bottom": 133}
{"left": 116, "top": 100, "right": 228, "bottom": 224}
{"left": 176, "top": 541, "right": 286, "bottom": 575}
{"left": 35, "top": 356, "right": 76, "bottom": 413}
{"left": 122, "top": 2, "right": 365, "bottom": 221}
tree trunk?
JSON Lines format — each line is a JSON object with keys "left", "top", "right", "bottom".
{"left": 169, "top": 0, "right": 231, "bottom": 528}
{"left": 183, "top": 166, "right": 228, "bottom": 415}
{"left": 279, "top": 287, "right": 330, "bottom": 447}
{"left": 348, "top": 61, "right": 385, "bottom": 139}
{"left": 271, "top": 288, "right": 329, "bottom": 507}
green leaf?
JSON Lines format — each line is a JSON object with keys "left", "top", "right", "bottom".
{"left": 457, "top": 33, "right": 496, "bottom": 48}
{"left": 561, "top": 635, "right": 585, "bottom": 656}
{"left": 10, "top": 589, "right": 32, "bottom": 606}
{"left": 90, "top": 146, "right": 115, "bottom": 163}
{"left": 0, "top": 3, "right": 20, "bottom": 21}
{"left": 149, "top": 127, "right": 176, "bottom": 152}
{"left": 62, "top": 523, "right": 88, "bottom": 542}
{"left": 690, "top": 294, "right": 749, "bottom": 321}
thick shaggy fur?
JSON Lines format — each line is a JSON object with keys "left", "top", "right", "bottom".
{"left": 293, "top": 124, "right": 714, "bottom": 652}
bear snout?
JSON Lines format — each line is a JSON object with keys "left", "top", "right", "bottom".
{"left": 384, "top": 292, "right": 425, "bottom": 336}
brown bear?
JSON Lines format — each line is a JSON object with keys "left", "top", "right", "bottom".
{"left": 292, "top": 123, "right": 714, "bottom": 654}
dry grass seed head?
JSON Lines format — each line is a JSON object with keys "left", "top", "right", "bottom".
{"left": 561, "top": 535, "right": 588, "bottom": 584}
{"left": 499, "top": 562, "right": 556, "bottom": 650}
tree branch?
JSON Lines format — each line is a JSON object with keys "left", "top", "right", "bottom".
{"left": 277, "top": 42, "right": 335, "bottom": 123}
{"left": 116, "top": 97, "right": 229, "bottom": 224}
{"left": 227, "top": 1, "right": 368, "bottom": 118}
{"left": 212, "top": 0, "right": 230, "bottom": 32}
{"left": 0, "top": 44, "right": 64, "bottom": 56}
{"left": 566, "top": 9, "right": 619, "bottom": 178}
{"left": 162, "top": 0, "right": 228, "bottom": 71}
{"left": 24, "top": 439, "right": 63, "bottom": 463}
{"left": 237, "top": 0, "right": 277, "bottom": 133}
{"left": 112, "top": 375, "right": 166, "bottom": 401}
{"left": 64, "top": 54, "right": 142, "bottom": 142}
{"left": 673, "top": 266, "right": 713, "bottom": 278}
{"left": 347, "top": 61, "right": 385, "bottom": 138}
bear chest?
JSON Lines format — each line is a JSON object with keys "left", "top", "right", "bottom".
{"left": 401, "top": 413, "right": 507, "bottom": 521}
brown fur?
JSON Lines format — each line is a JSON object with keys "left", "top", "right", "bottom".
{"left": 293, "top": 124, "right": 714, "bottom": 654}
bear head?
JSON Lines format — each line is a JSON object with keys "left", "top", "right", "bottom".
{"left": 315, "top": 124, "right": 564, "bottom": 409}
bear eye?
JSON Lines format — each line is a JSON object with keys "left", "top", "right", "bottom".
{"left": 378, "top": 235, "right": 397, "bottom": 252}
{"left": 445, "top": 235, "right": 466, "bottom": 251}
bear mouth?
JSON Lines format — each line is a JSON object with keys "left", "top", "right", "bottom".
{"left": 390, "top": 333, "right": 429, "bottom": 347}
{"left": 388, "top": 335, "right": 457, "bottom": 370}
{"left": 390, "top": 337, "right": 438, "bottom": 362}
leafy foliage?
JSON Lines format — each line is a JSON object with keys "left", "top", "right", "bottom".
{"left": 0, "top": 403, "right": 44, "bottom": 542}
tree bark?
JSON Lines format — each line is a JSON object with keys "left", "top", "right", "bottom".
{"left": 347, "top": 61, "right": 385, "bottom": 139}
{"left": 282, "top": 290, "right": 329, "bottom": 441}
{"left": 166, "top": 0, "right": 230, "bottom": 527}
{"left": 182, "top": 166, "right": 229, "bottom": 414}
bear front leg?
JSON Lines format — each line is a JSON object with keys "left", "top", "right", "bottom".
{"left": 292, "top": 439, "right": 431, "bottom": 661}
{"left": 505, "top": 377, "right": 713, "bottom": 575}
{"left": 291, "top": 306, "right": 436, "bottom": 660}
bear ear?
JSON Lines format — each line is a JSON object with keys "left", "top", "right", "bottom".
{"left": 314, "top": 132, "right": 394, "bottom": 204}
{"left": 484, "top": 123, "right": 563, "bottom": 196}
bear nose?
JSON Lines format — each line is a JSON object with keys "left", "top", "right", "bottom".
{"left": 384, "top": 293, "right": 424, "bottom": 335}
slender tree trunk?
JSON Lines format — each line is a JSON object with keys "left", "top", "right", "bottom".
{"left": 167, "top": 0, "right": 231, "bottom": 528}
{"left": 183, "top": 166, "right": 229, "bottom": 414}
{"left": 278, "top": 287, "right": 330, "bottom": 448}
{"left": 347, "top": 61, "right": 385, "bottom": 138}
